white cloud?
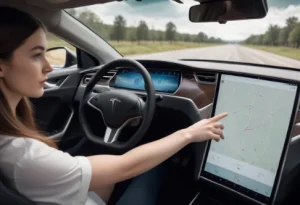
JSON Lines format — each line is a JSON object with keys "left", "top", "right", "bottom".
{"left": 84, "top": 2, "right": 300, "bottom": 41}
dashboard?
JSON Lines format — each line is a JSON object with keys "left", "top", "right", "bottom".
{"left": 77, "top": 59, "right": 300, "bottom": 205}
{"left": 109, "top": 69, "right": 181, "bottom": 93}
{"left": 79, "top": 60, "right": 300, "bottom": 139}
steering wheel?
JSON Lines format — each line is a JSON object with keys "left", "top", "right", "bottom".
{"left": 79, "top": 59, "right": 156, "bottom": 153}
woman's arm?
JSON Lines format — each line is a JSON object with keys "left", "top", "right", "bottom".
{"left": 88, "top": 113, "right": 228, "bottom": 190}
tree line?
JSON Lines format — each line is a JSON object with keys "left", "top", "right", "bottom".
{"left": 244, "top": 17, "right": 300, "bottom": 48}
{"left": 66, "top": 9, "right": 223, "bottom": 44}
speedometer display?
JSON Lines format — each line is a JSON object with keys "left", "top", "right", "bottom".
{"left": 111, "top": 70, "right": 181, "bottom": 93}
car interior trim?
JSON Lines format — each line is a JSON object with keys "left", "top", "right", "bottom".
{"left": 49, "top": 106, "right": 74, "bottom": 140}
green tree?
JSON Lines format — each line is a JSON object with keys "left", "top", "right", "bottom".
{"left": 136, "top": 21, "right": 149, "bottom": 43}
{"left": 286, "top": 17, "right": 299, "bottom": 46}
{"left": 265, "top": 25, "right": 280, "bottom": 46}
{"left": 149, "top": 26, "right": 157, "bottom": 43}
{"left": 278, "top": 27, "right": 289, "bottom": 46}
{"left": 286, "top": 17, "right": 299, "bottom": 31}
{"left": 245, "top": 17, "right": 298, "bottom": 47}
{"left": 263, "top": 33, "right": 271, "bottom": 45}
{"left": 111, "top": 15, "right": 126, "bottom": 42}
{"left": 78, "top": 10, "right": 101, "bottom": 27}
{"left": 196, "top": 32, "right": 208, "bottom": 42}
{"left": 127, "top": 27, "right": 137, "bottom": 42}
{"left": 165, "top": 22, "right": 177, "bottom": 43}
{"left": 216, "top": 38, "right": 223, "bottom": 43}
{"left": 208, "top": 37, "right": 216, "bottom": 43}
{"left": 288, "top": 24, "right": 300, "bottom": 48}
{"left": 158, "top": 31, "right": 165, "bottom": 41}
{"left": 245, "top": 35, "right": 253, "bottom": 44}
{"left": 130, "top": 33, "right": 137, "bottom": 42}
{"left": 77, "top": 10, "right": 109, "bottom": 40}
{"left": 254, "top": 35, "right": 264, "bottom": 45}
{"left": 154, "top": 30, "right": 162, "bottom": 41}
{"left": 190, "top": 35, "right": 197, "bottom": 42}
{"left": 183, "top": 34, "right": 191, "bottom": 42}
{"left": 176, "top": 33, "right": 184, "bottom": 41}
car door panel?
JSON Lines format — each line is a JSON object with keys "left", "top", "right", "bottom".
{"left": 30, "top": 68, "right": 81, "bottom": 140}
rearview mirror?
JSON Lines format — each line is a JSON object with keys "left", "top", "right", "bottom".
{"left": 46, "top": 47, "right": 77, "bottom": 69}
{"left": 189, "top": 0, "right": 268, "bottom": 24}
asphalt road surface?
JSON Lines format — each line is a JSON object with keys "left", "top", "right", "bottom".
{"left": 128, "top": 45, "right": 300, "bottom": 69}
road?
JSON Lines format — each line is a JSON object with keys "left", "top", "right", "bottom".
{"left": 127, "top": 45, "right": 300, "bottom": 69}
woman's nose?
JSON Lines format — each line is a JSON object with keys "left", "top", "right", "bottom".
{"left": 43, "top": 58, "right": 53, "bottom": 73}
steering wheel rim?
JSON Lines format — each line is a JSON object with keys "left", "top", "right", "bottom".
{"left": 79, "top": 58, "right": 156, "bottom": 153}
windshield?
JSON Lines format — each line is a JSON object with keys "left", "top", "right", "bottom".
{"left": 66, "top": 0, "right": 300, "bottom": 69}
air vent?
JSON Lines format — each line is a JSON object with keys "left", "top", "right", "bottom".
{"left": 194, "top": 71, "right": 217, "bottom": 84}
{"left": 83, "top": 73, "right": 94, "bottom": 84}
{"left": 83, "top": 69, "right": 117, "bottom": 84}
{"left": 102, "top": 70, "right": 117, "bottom": 80}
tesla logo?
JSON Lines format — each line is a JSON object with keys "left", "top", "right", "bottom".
{"left": 110, "top": 98, "right": 121, "bottom": 112}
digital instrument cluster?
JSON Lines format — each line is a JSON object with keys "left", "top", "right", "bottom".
{"left": 110, "top": 69, "right": 181, "bottom": 93}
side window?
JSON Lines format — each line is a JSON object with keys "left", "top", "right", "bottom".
{"left": 46, "top": 33, "right": 77, "bottom": 69}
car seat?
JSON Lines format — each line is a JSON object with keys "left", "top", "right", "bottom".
{"left": 0, "top": 172, "right": 36, "bottom": 205}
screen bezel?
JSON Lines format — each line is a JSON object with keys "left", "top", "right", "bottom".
{"left": 199, "top": 72, "right": 300, "bottom": 205}
{"left": 109, "top": 68, "right": 182, "bottom": 94}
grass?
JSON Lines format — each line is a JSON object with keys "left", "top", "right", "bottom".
{"left": 48, "top": 40, "right": 221, "bottom": 56}
{"left": 246, "top": 45, "right": 300, "bottom": 61}
{"left": 108, "top": 41, "right": 220, "bottom": 56}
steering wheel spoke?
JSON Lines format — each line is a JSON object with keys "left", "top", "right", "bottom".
{"left": 87, "top": 93, "right": 100, "bottom": 110}
{"left": 86, "top": 87, "right": 111, "bottom": 111}
{"left": 104, "top": 116, "right": 142, "bottom": 143}
{"left": 104, "top": 127, "right": 120, "bottom": 143}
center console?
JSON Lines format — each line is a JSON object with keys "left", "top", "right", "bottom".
{"left": 189, "top": 186, "right": 255, "bottom": 205}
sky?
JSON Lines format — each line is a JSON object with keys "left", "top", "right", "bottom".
{"left": 81, "top": 0, "right": 300, "bottom": 41}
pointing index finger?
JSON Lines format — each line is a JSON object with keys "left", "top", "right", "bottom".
{"left": 210, "top": 112, "right": 228, "bottom": 122}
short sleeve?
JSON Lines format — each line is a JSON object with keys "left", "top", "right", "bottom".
{"left": 14, "top": 138, "right": 92, "bottom": 205}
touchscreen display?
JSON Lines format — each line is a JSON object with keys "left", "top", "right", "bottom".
{"left": 113, "top": 70, "right": 180, "bottom": 93}
{"left": 201, "top": 74, "right": 299, "bottom": 204}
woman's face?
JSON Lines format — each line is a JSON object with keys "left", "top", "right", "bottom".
{"left": 0, "top": 28, "right": 53, "bottom": 99}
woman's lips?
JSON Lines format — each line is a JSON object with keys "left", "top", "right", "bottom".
{"left": 40, "top": 80, "right": 47, "bottom": 86}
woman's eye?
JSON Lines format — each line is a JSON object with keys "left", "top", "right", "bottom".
{"left": 33, "top": 53, "right": 42, "bottom": 59}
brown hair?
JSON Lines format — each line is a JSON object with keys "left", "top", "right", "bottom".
{"left": 0, "top": 7, "right": 57, "bottom": 148}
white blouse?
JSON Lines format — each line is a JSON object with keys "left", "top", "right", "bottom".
{"left": 0, "top": 136, "right": 105, "bottom": 205}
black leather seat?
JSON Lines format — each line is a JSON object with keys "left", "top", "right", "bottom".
{"left": 0, "top": 173, "right": 36, "bottom": 205}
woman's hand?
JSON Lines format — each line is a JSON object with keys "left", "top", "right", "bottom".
{"left": 183, "top": 113, "right": 228, "bottom": 143}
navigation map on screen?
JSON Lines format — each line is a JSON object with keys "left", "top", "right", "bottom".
{"left": 202, "top": 74, "right": 298, "bottom": 202}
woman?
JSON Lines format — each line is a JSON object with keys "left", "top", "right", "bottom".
{"left": 0, "top": 6, "right": 227, "bottom": 205}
